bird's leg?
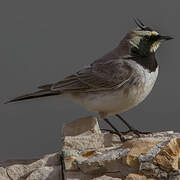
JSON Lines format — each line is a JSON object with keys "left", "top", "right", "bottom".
{"left": 115, "top": 114, "right": 151, "bottom": 136}
{"left": 103, "top": 118, "right": 127, "bottom": 142}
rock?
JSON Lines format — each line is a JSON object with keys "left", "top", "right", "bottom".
{"left": 1, "top": 116, "right": 180, "bottom": 179}
{"left": 93, "top": 175, "right": 122, "bottom": 179}
{"left": 169, "top": 175, "right": 180, "bottom": 180}
{"left": 62, "top": 116, "right": 112, "bottom": 171}
{"left": 62, "top": 116, "right": 101, "bottom": 136}
{"left": 26, "top": 166, "right": 60, "bottom": 180}
{"left": 125, "top": 173, "right": 147, "bottom": 180}
{"left": 62, "top": 133, "right": 105, "bottom": 153}
{"left": 6, "top": 164, "right": 31, "bottom": 179}
{"left": 29, "top": 152, "right": 60, "bottom": 167}
{"left": 0, "top": 167, "right": 8, "bottom": 178}
{"left": 76, "top": 147, "right": 135, "bottom": 176}
{"left": 0, "top": 159, "right": 38, "bottom": 168}
{"left": 0, "top": 176, "right": 9, "bottom": 180}
{"left": 62, "top": 117, "right": 180, "bottom": 179}
{"left": 2, "top": 152, "right": 61, "bottom": 180}
{"left": 62, "top": 116, "right": 106, "bottom": 155}
{"left": 123, "top": 139, "right": 159, "bottom": 169}
{"left": 153, "top": 138, "right": 180, "bottom": 170}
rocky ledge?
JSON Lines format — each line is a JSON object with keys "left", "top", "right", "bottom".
{"left": 1, "top": 117, "right": 180, "bottom": 180}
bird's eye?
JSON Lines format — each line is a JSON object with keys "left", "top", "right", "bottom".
{"left": 144, "top": 36, "right": 150, "bottom": 40}
{"left": 144, "top": 35, "right": 159, "bottom": 42}
{"left": 150, "top": 35, "right": 159, "bottom": 41}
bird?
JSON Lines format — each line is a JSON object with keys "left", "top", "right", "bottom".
{"left": 5, "top": 19, "right": 173, "bottom": 142}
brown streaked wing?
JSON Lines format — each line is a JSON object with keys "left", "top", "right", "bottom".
{"left": 51, "top": 59, "right": 133, "bottom": 92}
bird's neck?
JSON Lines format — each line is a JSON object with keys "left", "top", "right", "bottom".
{"left": 130, "top": 53, "right": 158, "bottom": 72}
{"left": 93, "top": 38, "right": 158, "bottom": 72}
{"left": 117, "top": 40, "right": 158, "bottom": 72}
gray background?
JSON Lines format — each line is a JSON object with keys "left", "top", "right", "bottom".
{"left": 0, "top": 0, "right": 179, "bottom": 161}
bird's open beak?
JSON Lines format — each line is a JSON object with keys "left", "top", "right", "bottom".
{"left": 159, "top": 35, "right": 174, "bottom": 41}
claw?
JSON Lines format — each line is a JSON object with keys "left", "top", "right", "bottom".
{"left": 122, "top": 128, "right": 152, "bottom": 136}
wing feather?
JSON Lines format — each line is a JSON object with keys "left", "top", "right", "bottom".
{"left": 50, "top": 59, "right": 133, "bottom": 93}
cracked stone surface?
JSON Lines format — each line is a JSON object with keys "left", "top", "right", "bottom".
{"left": 1, "top": 116, "right": 180, "bottom": 179}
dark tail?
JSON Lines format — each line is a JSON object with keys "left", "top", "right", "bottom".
{"left": 5, "top": 90, "right": 60, "bottom": 104}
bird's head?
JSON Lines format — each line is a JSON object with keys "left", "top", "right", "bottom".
{"left": 124, "top": 19, "right": 173, "bottom": 57}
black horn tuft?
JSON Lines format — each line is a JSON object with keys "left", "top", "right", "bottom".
{"left": 133, "top": 18, "right": 146, "bottom": 30}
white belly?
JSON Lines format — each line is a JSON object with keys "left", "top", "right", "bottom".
{"left": 69, "top": 64, "right": 159, "bottom": 115}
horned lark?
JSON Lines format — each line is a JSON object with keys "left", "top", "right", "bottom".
{"left": 6, "top": 19, "right": 173, "bottom": 141}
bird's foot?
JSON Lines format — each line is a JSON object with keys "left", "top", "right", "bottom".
{"left": 122, "top": 128, "right": 151, "bottom": 136}
{"left": 114, "top": 114, "right": 151, "bottom": 137}
{"left": 100, "top": 128, "right": 127, "bottom": 142}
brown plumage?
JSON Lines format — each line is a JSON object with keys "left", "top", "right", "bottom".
{"left": 5, "top": 19, "right": 172, "bottom": 111}
{"left": 5, "top": 90, "right": 60, "bottom": 104}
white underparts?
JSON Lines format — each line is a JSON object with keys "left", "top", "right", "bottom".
{"left": 69, "top": 61, "right": 159, "bottom": 117}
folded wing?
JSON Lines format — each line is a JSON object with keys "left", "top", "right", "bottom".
{"left": 6, "top": 59, "right": 134, "bottom": 103}
{"left": 49, "top": 59, "right": 133, "bottom": 93}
